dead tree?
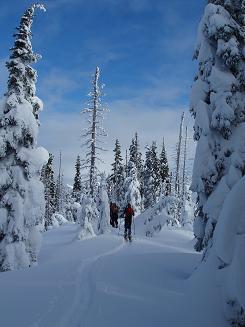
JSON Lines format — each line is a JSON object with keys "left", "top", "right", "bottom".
{"left": 81, "top": 67, "right": 107, "bottom": 197}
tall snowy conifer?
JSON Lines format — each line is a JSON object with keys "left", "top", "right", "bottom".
{"left": 143, "top": 142, "right": 161, "bottom": 208}
{"left": 159, "top": 137, "right": 170, "bottom": 190}
{"left": 124, "top": 161, "right": 142, "bottom": 214}
{"left": 0, "top": 4, "right": 47, "bottom": 271}
{"left": 42, "top": 153, "right": 56, "bottom": 230}
{"left": 72, "top": 155, "right": 82, "bottom": 202}
{"left": 191, "top": 0, "right": 245, "bottom": 324}
{"left": 111, "top": 139, "right": 125, "bottom": 206}
{"left": 55, "top": 151, "right": 64, "bottom": 214}
{"left": 81, "top": 67, "right": 107, "bottom": 198}
{"left": 129, "top": 133, "right": 144, "bottom": 206}
{"left": 181, "top": 127, "right": 188, "bottom": 202}
{"left": 143, "top": 145, "right": 155, "bottom": 209}
{"left": 191, "top": 0, "right": 245, "bottom": 253}
{"left": 78, "top": 193, "right": 96, "bottom": 240}
{"left": 130, "top": 133, "right": 144, "bottom": 177}
{"left": 151, "top": 141, "right": 161, "bottom": 199}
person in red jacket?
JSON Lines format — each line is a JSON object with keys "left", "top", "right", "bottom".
{"left": 124, "top": 203, "right": 134, "bottom": 241}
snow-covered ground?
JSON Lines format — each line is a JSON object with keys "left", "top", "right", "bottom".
{"left": 0, "top": 218, "right": 228, "bottom": 327}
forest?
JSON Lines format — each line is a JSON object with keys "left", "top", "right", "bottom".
{"left": 0, "top": 1, "right": 244, "bottom": 327}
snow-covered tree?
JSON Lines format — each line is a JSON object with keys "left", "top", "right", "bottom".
{"left": 54, "top": 151, "right": 68, "bottom": 218}
{"left": 129, "top": 133, "right": 144, "bottom": 198}
{"left": 111, "top": 139, "right": 125, "bottom": 206}
{"left": 0, "top": 4, "right": 47, "bottom": 271}
{"left": 151, "top": 141, "right": 161, "bottom": 199}
{"left": 143, "top": 145, "right": 156, "bottom": 209}
{"left": 81, "top": 67, "right": 107, "bottom": 198}
{"left": 190, "top": 0, "right": 244, "bottom": 252}
{"left": 159, "top": 137, "right": 170, "bottom": 194}
{"left": 72, "top": 155, "right": 82, "bottom": 202}
{"left": 124, "top": 161, "right": 141, "bottom": 214}
{"left": 97, "top": 174, "right": 110, "bottom": 234}
{"left": 181, "top": 127, "right": 188, "bottom": 202}
{"left": 143, "top": 142, "right": 161, "bottom": 209}
{"left": 77, "top": 194, "right": 96, "bottom": 240}
{"left": 191, "top": 1, "right": 244, "bottom": 324}
{"left": 42, "top": 153, "right": 56, "bottom": 230}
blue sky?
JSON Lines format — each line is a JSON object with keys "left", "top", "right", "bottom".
{"left": 0, "top": 0, "right": 206, "bottom": 182}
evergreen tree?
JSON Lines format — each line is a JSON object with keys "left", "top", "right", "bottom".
{"left": 143, "top": 146, "right": 155, "bottom": 209}
{"left": 72, "top": 155, "right": 82, "bottom": 202}
{"left": 129, "top": 133, "right": 144, "bottom": 207}
{"left": 191, "top": 1, "right": 244, "bottom": 324}
{"left": 0, "top": 4, "right": 47, "bottom": 271}
{"left": 124, "top": 161, "right": 142, "bottom": 214}
{"left": 55, "top": 151, "right": 65, "bottom": 214}
{"left": 159, "top": 137, "right": 169, "bottom": 189}
{"left": 129, "top": 133, "right": 144, "bottom": 180}
{"left": 111, "top": 139, "right": 125, "bottom": 206}
{"left": 81, "top": 67, "right": 107, "bottom": 198}
{"left": 55, "top": 173, "right": 66, "bottom": 215}
{"left": 191, "top": 0, "right": 244, "bottom": 252}
{"left": 97, "top": 174, "right": 110, "bottom": 234}
{"left": 181, "top": 127, "right": 188, "bottom": 203}
{"left": 143, "top": 142, "right": 161, "bottom": 209}
{"left": 77, "top": 194, "right": 96, "bottom": 240}
{"left": 151, "top": 141, "right": 161, "bottom": 200}
{"left": 42, "top": 153, "right": 56, "bottom": 230}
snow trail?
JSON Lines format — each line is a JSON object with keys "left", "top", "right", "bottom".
{"left": 0, "top": 223, "right": 227, "bottom": 327}
{"left": 58, "top": 239, "right": 126, "bottom": 327}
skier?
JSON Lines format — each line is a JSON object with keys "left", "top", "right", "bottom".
{"left": 110, "top": 203, "right": 119, "bottom": 228}
{"left": 124, "top": 203, "right": 134, "bottom": 241}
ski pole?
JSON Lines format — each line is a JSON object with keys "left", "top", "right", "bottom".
{"left": 133, "top": 216, "right": 135, "bottom": 236}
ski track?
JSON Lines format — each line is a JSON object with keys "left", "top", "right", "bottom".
{"left": 62, "top": 240, "right": 126, "bottom": 327}
{"left": 34, "top": 238, "right": 126, "bottom": 327}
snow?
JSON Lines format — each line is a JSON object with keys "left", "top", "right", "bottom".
{"left": 50, "top": 213, "right": 68, "bottom": 228}
{"left": 0, "top": 215, "right": 229, "bottom": 327}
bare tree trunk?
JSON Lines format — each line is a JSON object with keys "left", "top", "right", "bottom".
{"left": 56, "top": 150, "right": 62, "bottom": 212}
{"left": 175, "top": 112, "right": 184, "bottom": 197}
{"left": 89, "top": 67, "right": 100, "bottom": 197}
{"left": 182, "top": 126, "right": 188, "bottom": 202}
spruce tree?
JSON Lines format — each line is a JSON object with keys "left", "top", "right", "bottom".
{"left": 129, "top": 133, "right": 144, "bottom": 207}
{"left": 81, "top": 67, "right": 107, "bottom": 198}
{"left": 111, "top": 139, "right": 125, "bottom": 206}
{"left": 191, "top": 1, "right": 244, "bottom": 323}
{"left": 159, "top": 137, "right": 170, "bottom": 191}
{"left": 143, "top": 145, "right": 155, "bottom": 209}
{"left": 55, "top": 151, "right": 64, "bottom": 214}
{"left": 124, "top": 161, "right": 142, "bottom": 214}
{"left": 78, "top": 194, "right": 96, "bottom": 239}
{"left": 72, "top": 155, "right": 82, "bottom": 202}
{"left": 151, "top": 141, "right": 161, "bottom": 200}
{"left": 129, "top": 133, "right": 144, "bottom": 181}
{"left": 191, "top": 0, "right": 245, "bottom": 252}
{"left": 0, "top": 4, "right": 47, "bottom": 271}
{"left": 42, "top": 153, "right": 56, "bottom": 230}
{"left": 143, "top": 142, "right": 161, "bottom": 209}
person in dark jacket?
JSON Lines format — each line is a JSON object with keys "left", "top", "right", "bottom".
{"left": 110, "top": 203, "right": 119, "bottom": 228}
{"left": 124, "top": 203, "right": 135, "bottom": 241}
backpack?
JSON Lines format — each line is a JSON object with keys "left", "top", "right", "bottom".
{"left": 125, "top": 207, "right": 134, "bottom": 218}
